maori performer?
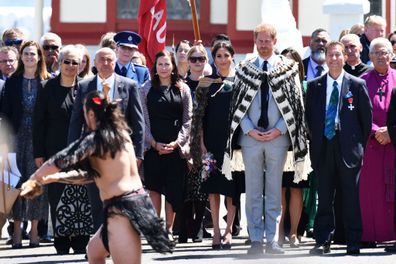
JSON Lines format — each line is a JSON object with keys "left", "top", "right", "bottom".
{"left": 21, "top": 91, "right": 173, "bottom": 264}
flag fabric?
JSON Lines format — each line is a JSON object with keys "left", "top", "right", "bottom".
{"left": 138, "top": 0, "right": 167, "bottom": 70}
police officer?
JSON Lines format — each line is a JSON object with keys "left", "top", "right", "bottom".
{"left": 113, "top": 31, "right": 150, "bottom": 87}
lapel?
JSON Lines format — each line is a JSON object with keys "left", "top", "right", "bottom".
{"left": 113, "top": 74, "right": 128, "bottom": 113}
{"left": 339, "top": 73, "right": 350, "bottom": 112}
{"left": 253, "top": 57, "right": 260, "bottom": 68}
{"left": 317, "top": 75, "right": 327, "bottom": 122}
{"left": 88, "top": 76, "right": 97, "bottom": 92}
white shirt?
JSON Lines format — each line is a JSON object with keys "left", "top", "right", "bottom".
{"left": 326, "top": 70, "right": 345, "bottom": 124}
{"left": 97, "top": 73, "right": 116, "bottom": 100}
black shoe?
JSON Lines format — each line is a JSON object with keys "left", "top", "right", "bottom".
{"left": 361, "top": 241, "right": 376, "bottom": 248}
{"left": 73, "top": 249, "right": 86, "bottom": 254}
{"left": 265, "top": 241, "right": 284, "bottom": 254}
{"left": 212, "top": 244, "right": 222, "bottom": 250}
{"left": 11, "top": 243, "right": 22, "bottom": 249}
{"left": 245, "top": 238, "right": 252, "bottom": 245}
{"left": 309, "top": 242, "right": 331, "bottom": 255}
{"left": 56, "top": 249, "right": 70, "bottom": 255}
{"left": 6, "top": 237, "right": 13, "bottom": 245}
{"left": 232, "top": 226, "right": 241, "bottom": 237}
{"left": 247, "top": 241, "right": 263, "bottom": 255}
{"left": 192, "top": 236, "right": 202, "bottom": 243}
{"left": 203, "top": 228, "right": 212, "bottom": 238}
{"left": 40, "top": 235, "right": 52, "bottom": 243}
{"left": 346, "top": 245, "right": 360, "bottom": 255}
{"left": 178, "top": 234, "right": 188, "bottom": 243}
{"left": 385, "top": 244, "right": 396, "bottom": 253}
{"left": 306, "top": 229, "right": 314, "bottom": 238}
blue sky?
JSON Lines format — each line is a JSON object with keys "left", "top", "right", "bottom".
{"left": 1, "top": 0, "right": 51, "bottom": 7}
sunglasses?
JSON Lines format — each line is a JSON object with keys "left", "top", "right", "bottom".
{"left": 43, "top": 45, "right": 60, "bottom": 51}
{"left": 4, "top": 39, "right": 23, "bottom": 46}
{"left": 391, "top": 40, "right": 396, "bottom": 46}
{"left": 189, "top": 56, "right": 206, "bottom": 63}
{"left": 63, "top": 59, "right": 79, "bottom": 66}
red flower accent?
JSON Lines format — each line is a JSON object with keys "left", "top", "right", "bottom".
{"left": 347, "top": 97, "right": 353, "bottom": 104}
{"left": 92, "top": 97, "right": 102, "bottom": 105}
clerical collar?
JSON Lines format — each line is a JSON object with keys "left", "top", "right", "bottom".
{"left": 374, "top": 68, "right": 389, "bottom": 77}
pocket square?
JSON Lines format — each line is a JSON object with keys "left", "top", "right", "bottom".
{"left": 345, "top": 91, "right": 353, "bottom": 98}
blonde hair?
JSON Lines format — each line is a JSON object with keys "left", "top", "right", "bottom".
{"left": 187, "top": 44, "right": 208, "bottom": 61}
{"left": 364, "top": 15, "right": 387, "bottom": 27}
{"left": 254, "top": 23, "right": 277, "bottom": 39}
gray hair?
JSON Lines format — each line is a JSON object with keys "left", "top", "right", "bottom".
{"left": 340, "top": 34, "right": 361, "bottom": 45}
{"left": 369, "top": 37, "right": 393, "bottom": 54}
{"left": 39, "top": 32, "right": 62, "bottom": 46}
{"left": 58, "top": 45, "right": 83, "bottom": 65}
{"left": 94, "top": 47, "right": 117, "bottom": 61}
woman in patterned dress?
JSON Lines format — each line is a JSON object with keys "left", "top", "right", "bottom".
{"left": 1, "top": 40, "right": 49, "bottom": 248}
{"left": 33, "top": 45, "right": 93, "bottom": 254}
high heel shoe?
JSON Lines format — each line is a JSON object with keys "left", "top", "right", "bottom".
{"left": 221, "top": 232, "right": 232, "bottom": 250}
{"left": 12, "top": 243, "right": 22, "bottom": 249}
{"left": 289, "top": 235, "right": 299, "bottom": 248}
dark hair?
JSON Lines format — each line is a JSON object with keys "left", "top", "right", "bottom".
{"left": 151, "top": 49, "right": 181, "bottom": 90}
{"left": 211, "top": 41, "right": 235, "bottom": 59}
{"left": 14, "top": 40, "right": 49, "bottom": 80}
{"left": 210, "top": 33, "right": 231, "bottom": 47}
{"left": 175, "top": 40, "right": 192, "bottom": 53}
{"left": 388, "top": 31, "right": 396, "bottom": 41}
{"left": 281, "top": 47, "right": 304, "bottom": 82}
{"left": 84, "top": 91, "right": 131, "bottom": 159}
{"left": 311, "top": 28, "right": 328, "bottom": 39}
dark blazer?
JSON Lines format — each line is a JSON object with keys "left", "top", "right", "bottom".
{"left": 387, "top": 87, "right": 396, "bottom": 150}
{"left": 33, "top": 74, "right": 77, "bottom": 159}
{"left": 0, "top": 75, "right": 44, "bottom": 137}
{"left": 67, "top": 74, "right": 145, "bottom": 159}
{"left": 114, "top": 63, "right": 150, "bottom": 87}
{"left": 305, "top": 72, "right": 372, "bottom": 170}
{"left": 303, "top": 57, "right": 309, "bottom": 81}
{"left": 0, "top": 79, "right": 4, "bottom": 111}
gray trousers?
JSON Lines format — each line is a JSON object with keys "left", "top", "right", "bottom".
{"left": 241, "top": 136, "right": 289, "bottom": 243}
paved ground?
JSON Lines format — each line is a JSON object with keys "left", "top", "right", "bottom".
{"left": 1, "top": 195, "right": 396, "bottom": 263}
{"left": 1, "top": 234, "right": 396, "bottom": 264}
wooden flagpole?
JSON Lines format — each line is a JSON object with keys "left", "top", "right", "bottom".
{"left": 187, "top": 0, "right": 201, "bottom": 42}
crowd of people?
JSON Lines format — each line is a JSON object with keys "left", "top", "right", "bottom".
{"left": 0, "top": 13, "right": 396, "bottom": 263}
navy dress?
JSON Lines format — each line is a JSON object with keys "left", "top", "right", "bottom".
{"left": 201, "top": 77, "right": 236, "bottom": 197}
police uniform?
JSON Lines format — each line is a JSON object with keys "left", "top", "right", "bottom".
{"left": 114, "top": 31, "right": 150, "bottom": 87}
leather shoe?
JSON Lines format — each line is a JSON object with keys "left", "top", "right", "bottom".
{"left": 384, "top": 243, "right": 396, "bottom": 253}
{"left": 346, "top": 245, "right": 360, "bottom": 255}
{"left": 265, "top": 241, "right": 284, "bottom": 254}
{"left": 309, "top": 242, "right": 331, "bottom": 255}
{"left": 247, "top": 241, "right": 263, "bottom": 255}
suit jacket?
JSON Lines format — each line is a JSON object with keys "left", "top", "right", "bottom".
{"left": 387, "top": 87, "right": 396, "bottom": 150}
{"left": 0, "top": 79, "right": 4, "bottom": 111}
{"left": 114, "top": 63, "right": 150, "bottom": 87}
{"left": 67, "top": 74, "right": 145, "bottom": 159}
{"left": 303, "top": 57, "right": 309, "bottom": 81}
{"left": 0, "top": 75, "right": 44, "bottom": 137}
{"left": 305, "top": 72, "right": 372, "bottom": 170}
{"left": 238, "top": 56, "right": 290, "bottom": 148}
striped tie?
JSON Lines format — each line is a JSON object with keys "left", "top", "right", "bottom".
{"left": 324, "top": 81, "right": 339, "bottom": 139}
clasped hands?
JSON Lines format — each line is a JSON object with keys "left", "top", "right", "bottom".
{"left": 248, "top": 128, "right": 281, "bottom": 141}
{"left": 375, "top": 126, "right": 391, "bottom": 145}
{"left": 152, "top": 140, "right": 178, "bottom": 155}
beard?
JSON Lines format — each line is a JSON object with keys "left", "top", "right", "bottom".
{"left": 311, "top": 49, "right": 326, "bottom": 64}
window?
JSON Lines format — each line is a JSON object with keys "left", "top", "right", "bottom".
{"left": 364, "top": 0, "right": 383, "bottom": 19}
{"left": 117, "top": 0, "right": 200, "bottom": 20}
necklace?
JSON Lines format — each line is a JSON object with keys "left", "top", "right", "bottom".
{"left": 373, "top": 70, "right": 388, "bottom": 102}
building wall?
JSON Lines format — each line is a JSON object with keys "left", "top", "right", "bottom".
{"left": 236, "top": 0, "right": 262, "bottom": 31}
{"left": 210, "top": 0, "right": 228, "bottom": 24}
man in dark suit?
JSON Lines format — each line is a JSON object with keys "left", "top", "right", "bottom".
{"left": 306, "top": 41, "right": 372, "bottom": 255}
{"left": 303, "top": 28, "right": 330, "bottom": 81}
{"left": 68, "top": 47, "right": 144, "bottom": 230}
{"left": 113, "top": 31, "right": 150, "bottom": 87}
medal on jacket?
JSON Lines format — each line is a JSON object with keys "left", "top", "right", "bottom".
{"left": 347, "top": 97, "right": 354, "bottom": 110}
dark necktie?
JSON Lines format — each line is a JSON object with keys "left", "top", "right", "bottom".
{"left": 315, "top": 65, "right": 324, "bottom": 78}
{"left": 257, "top": 61, "right": 269, "bottom": 129}
{"left": 120, "top": 66, "right": 127, "bottom": 77}
{"left": 324, "top": 81, "right": 339, "bottom": 139}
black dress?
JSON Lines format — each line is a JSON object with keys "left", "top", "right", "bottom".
{"left": 33, "top": 76, "right": 93, "bottom": 254}
{"left": 200, "top": 77, "right": 236, "bottom": 197}
{"left": 144, "top": 85, "right": 187, "bottom": 212}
